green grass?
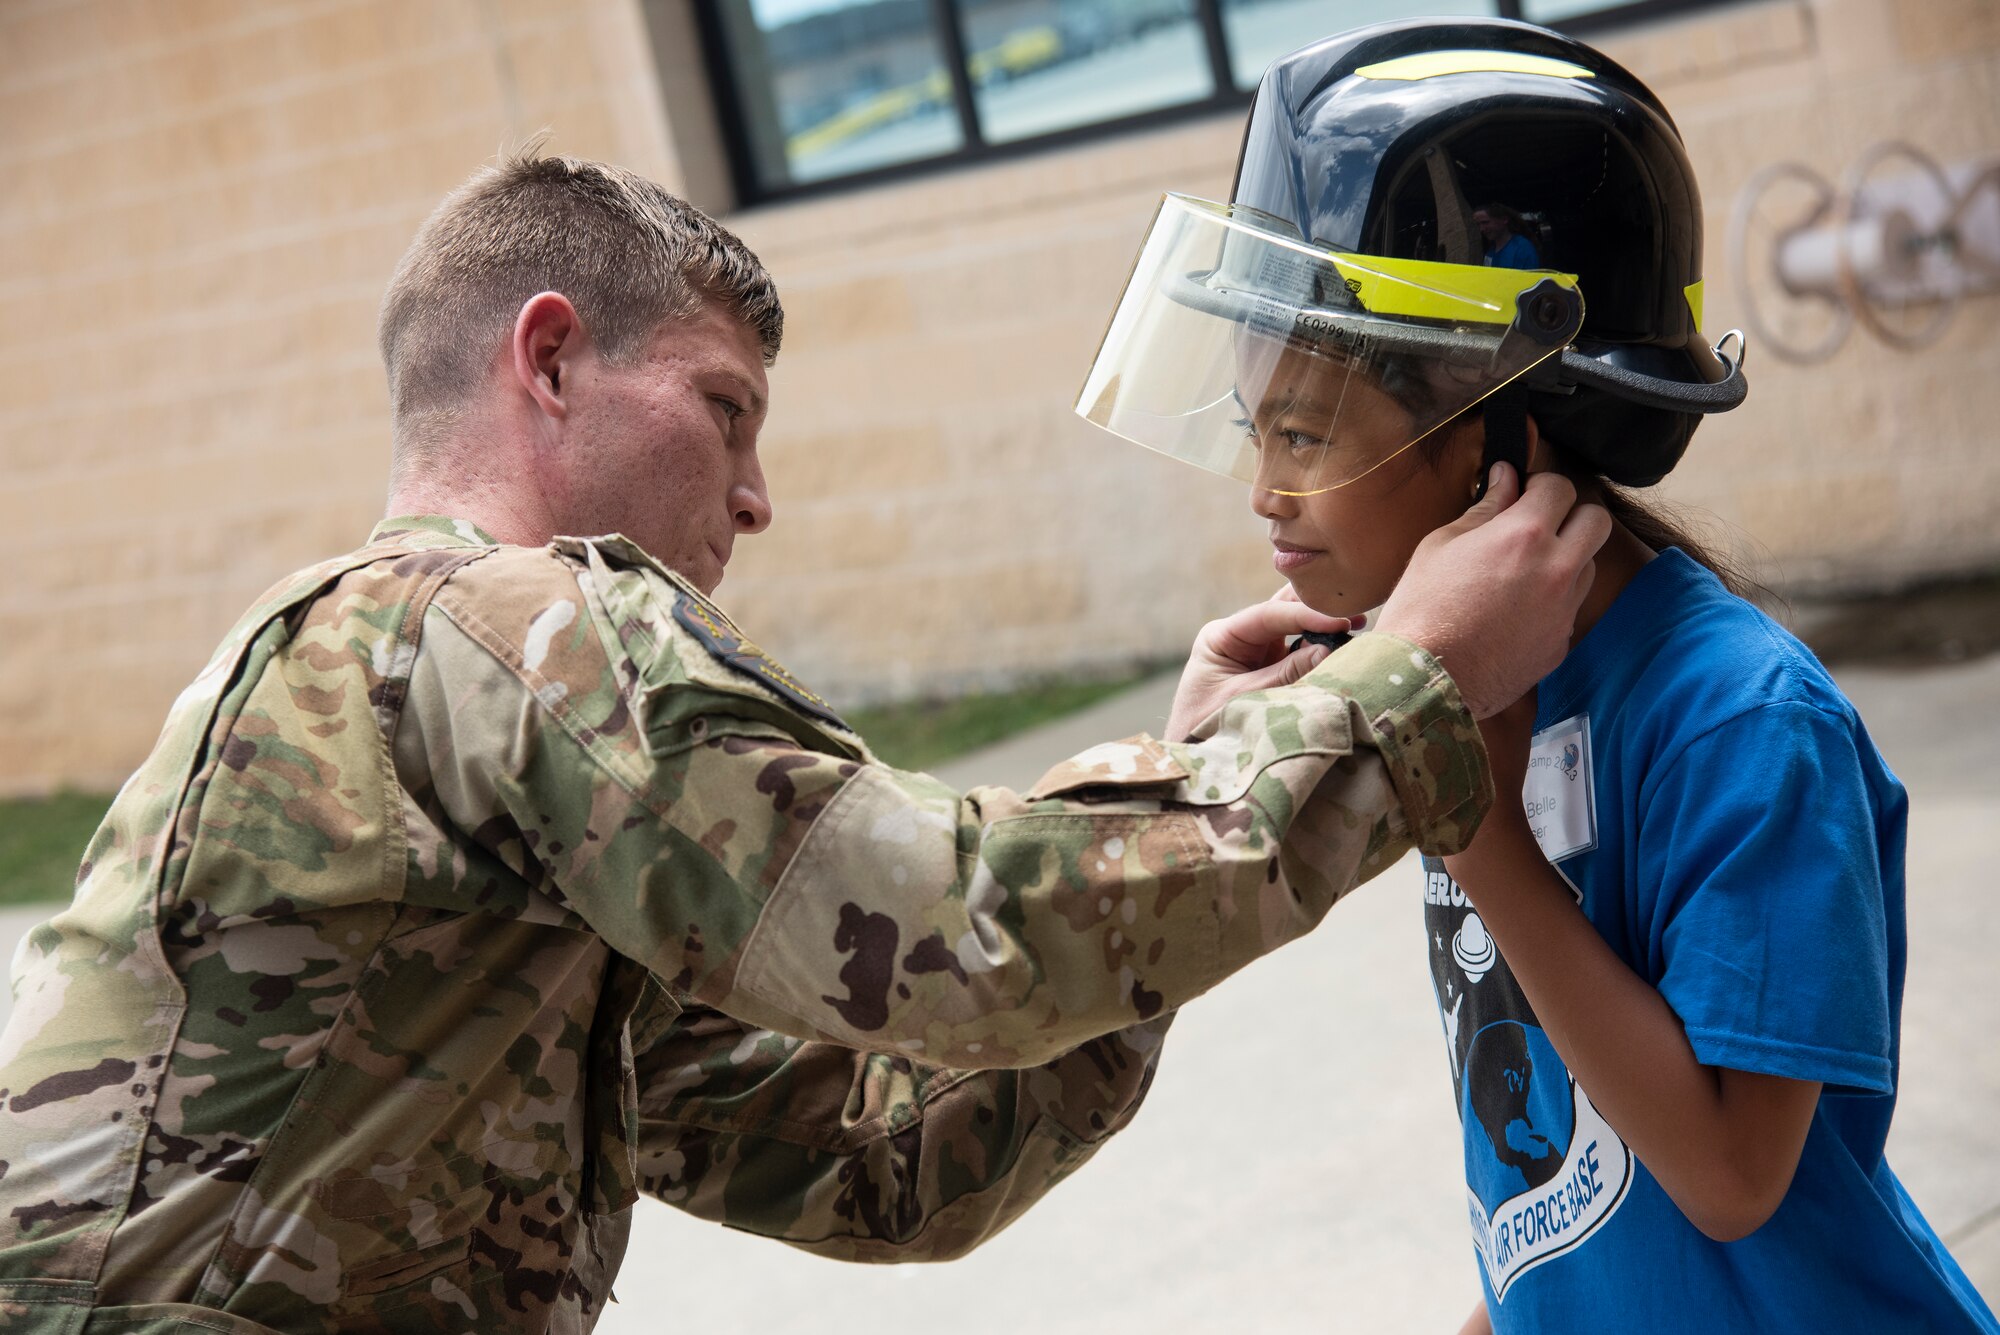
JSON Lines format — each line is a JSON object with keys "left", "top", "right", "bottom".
{"left": 0, "top": 790, "right": 112, "bottom": 907}
{"left": 837, "top": 668, "right": 1161, "bottom": 772}
{"left": 0, "top": 671, "right": 1159, "bottom": 906}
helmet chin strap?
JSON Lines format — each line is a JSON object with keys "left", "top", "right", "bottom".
{"left": 1471, "top": 383, "right": 1532, "bottom": 503}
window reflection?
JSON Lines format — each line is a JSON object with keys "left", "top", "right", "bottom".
{"left": 1218, "top": 0, "right": 1489, "bottom": 90}
{"left": 1520, "top": 0, "right": 1634, "bottom": 21}
{"left": 721, "top": 0, "right": 966, "bottom": 190}
{"left": 956, "top": 0, "right": 1213, "bottom": 145}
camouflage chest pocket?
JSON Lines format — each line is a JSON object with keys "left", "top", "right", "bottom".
{"left": 560, "top": 535, "right": 865, "bottom": 764}
{"left": 643, "top": 704, "right": 807, "bottom": 759}
{"left": 311, "top": 1135, "right": 571, "bottom": 1309}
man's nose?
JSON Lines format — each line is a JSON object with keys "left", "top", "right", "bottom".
{"left": 731, "top": 457, "right": 773, "bottom": 535}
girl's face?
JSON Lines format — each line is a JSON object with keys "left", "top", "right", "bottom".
{"left": 1245, "top": 345, "right": 1485, "bottom": 617}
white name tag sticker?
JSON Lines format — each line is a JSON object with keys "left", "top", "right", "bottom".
{"left": 1523, "top": 713, "right": 1597, "bottom": 863}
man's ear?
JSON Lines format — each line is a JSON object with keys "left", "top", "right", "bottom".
{"left": 511, "top": 291, "right": 584, "bottom": 421}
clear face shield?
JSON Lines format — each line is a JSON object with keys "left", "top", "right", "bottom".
{"left": 1078, "top": 194, "right": 1585, "bottom": 497}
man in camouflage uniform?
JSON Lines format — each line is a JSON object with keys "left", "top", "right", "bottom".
{"left": 0, "top": 155, "right": 1607, "bottom": 1333}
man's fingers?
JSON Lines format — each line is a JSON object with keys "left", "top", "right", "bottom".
{"left": 1567, "top": 546, "right": 1598, "bottom": 609}
{"left": 1451, "top": 460, "right": 1521, "bottom": 531}
{"left": 1556, "top": 496, "right": 1613, "bottom": 550}
{"left": 1504, "top": 469, "right": 1583, "bottom": 531}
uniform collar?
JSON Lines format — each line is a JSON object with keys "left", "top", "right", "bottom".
{"left": 370, "top": 515, "right": 503, "bottom": 549}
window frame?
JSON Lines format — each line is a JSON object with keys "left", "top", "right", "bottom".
{"left": 693, "top": 0, "right": 1750, "bottom": 208}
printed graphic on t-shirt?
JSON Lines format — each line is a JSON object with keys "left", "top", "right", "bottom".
{"left": 1425, "top": 840, "right": 1632, "bottom": 1301}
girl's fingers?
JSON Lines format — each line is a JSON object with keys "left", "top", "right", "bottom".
{"left": 1271, "top": 641, "right": 1333, "bottom": 686}
{"left": 1211, "top": 603, "right": 1350, "bottom": 661}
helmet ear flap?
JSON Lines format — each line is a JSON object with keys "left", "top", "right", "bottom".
{"left": 1526, "top": 386, "right": 1697, "bottom": 487}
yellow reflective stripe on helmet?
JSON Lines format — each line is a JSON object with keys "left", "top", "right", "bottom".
{"left": 1684, "top": 279, "right": 1705, "bottom": 329}
{"left": 1329, "top": 254, "right": 1581, "bottom": 326}
{"left": 1355, "top": 51, "right": 1596, "bottom": 81}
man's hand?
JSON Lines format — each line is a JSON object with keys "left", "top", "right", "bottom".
{"left": 1166, "top": 586, "right": 1359, "bottom": 739}
{"left": 1374, "top": 464, "right": 1609, "bottom": 719}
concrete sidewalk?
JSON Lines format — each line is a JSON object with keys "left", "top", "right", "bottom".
{"left": 0, "top": 657, "right": 1992, "bottom": 1330}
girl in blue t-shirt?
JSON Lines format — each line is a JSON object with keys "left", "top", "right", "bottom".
{"left": 1253, "top": 423, "right": 1996, "bottom": 1333}
{"left": 1171, "top": 19, "right": 1999, "bottom": 1335}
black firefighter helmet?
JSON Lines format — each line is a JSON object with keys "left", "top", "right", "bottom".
{"left": 1231, "top": 17, "right": 1746, "bottom": 486}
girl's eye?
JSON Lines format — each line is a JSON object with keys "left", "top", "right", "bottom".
{"left": 1233, "top": 416, "right": 1327, "bottom": 456}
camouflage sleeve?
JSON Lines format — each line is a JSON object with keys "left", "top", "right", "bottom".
{"left": 630, "top": 987, "right": 1171, "bottom": 1261}
{"left": 414, "top": 545, "right": 1489, "bottom": 1070}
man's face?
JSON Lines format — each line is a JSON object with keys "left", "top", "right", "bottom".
{"left": 561, "top": 302, "right": 772, "bottom": 595}
{"left": 1473, "top": 210, "right": 1503, "bottom": 243}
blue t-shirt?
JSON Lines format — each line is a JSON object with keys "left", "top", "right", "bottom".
{"left": 1422, "top": 550, "right": 1997, "bottom": 1333}
{"left": 1486, "top": 232, "right": 1541, "bottom": 270}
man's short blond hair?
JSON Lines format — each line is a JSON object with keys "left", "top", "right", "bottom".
{"left": 378, "top": 151, "right": 782, "bottom": 438}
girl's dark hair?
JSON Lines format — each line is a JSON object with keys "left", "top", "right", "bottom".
{"left": 1574, "top": 466, "right": 1755, "bottom": 598}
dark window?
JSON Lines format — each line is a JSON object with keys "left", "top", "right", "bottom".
{"left": 697, "top": 0, "right": 1745, "bottom": 204}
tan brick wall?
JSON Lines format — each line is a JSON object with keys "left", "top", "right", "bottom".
{"left": 0, "top": 0, "right": 679, "bottom": 794}
{"left": 4, "top": 0, "right": 1996, "bottom": 793}
{"left": 1604, "top": 0, "right": 2000, "bottom": 592}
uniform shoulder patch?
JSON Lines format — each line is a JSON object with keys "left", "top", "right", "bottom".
{"left": 670, "top": 591, "right": 851, "bottom": 732}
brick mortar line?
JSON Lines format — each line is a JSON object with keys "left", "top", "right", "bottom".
{"left": 0, "top": 216, "right": 420, "bottom": 297}
{"left": 0, "top": 483, "right": 382, "bottom": 531}
{"left": 0, "top": 0, "right": 564, "bottom": 104}
{"left": 0, "top": 97, "right": 605, "bottom": 240}
{"left": 0, "top": 361, "right": 385, "bottom": 436}
{"left": 0, "top": 71, "right": 599, "bottom": 192}
{"left": 0, "top": 403, "right": 387, "bottom": 480}
{"left": 6, "top": 279, "right": 390, "bottom": 354}
{"left": 746, "top": 215, "right": 1156, "bottom": 290}
{"left": 0, "top": 197, "right": 423, "bottom": 278}
{"left": 0, "top": 549, "right": 384, "bottom": 618}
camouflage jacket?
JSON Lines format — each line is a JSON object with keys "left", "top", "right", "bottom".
{"left": 0, "top": 517, "right": 1489, "bottom": 1334}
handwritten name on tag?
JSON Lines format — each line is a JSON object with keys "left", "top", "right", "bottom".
{"left": 1524, "top": 713, "right": 1597, "bottom": 863}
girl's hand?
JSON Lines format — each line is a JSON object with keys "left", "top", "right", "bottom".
{"left": 1166, "top": 585, "right": 1358, "bottom": 740}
